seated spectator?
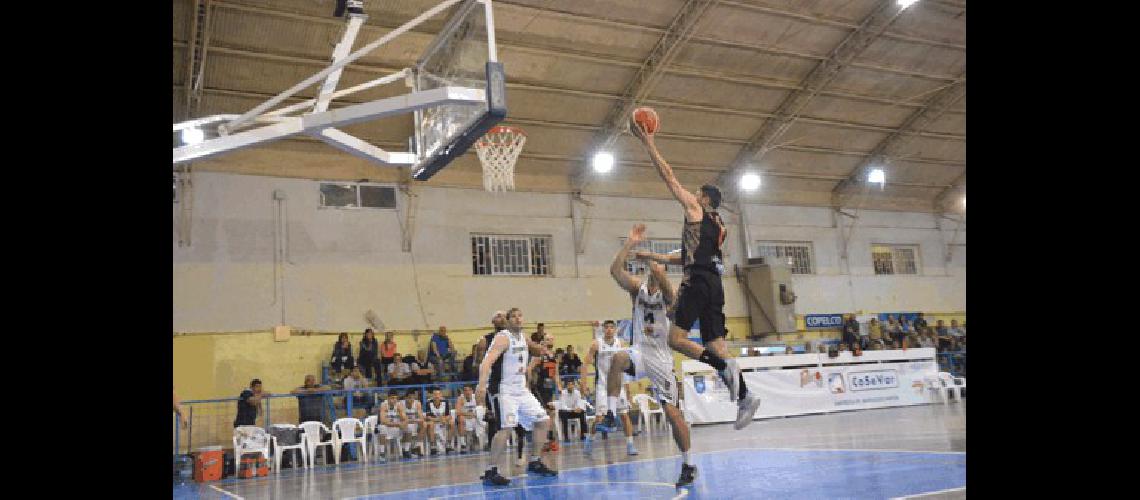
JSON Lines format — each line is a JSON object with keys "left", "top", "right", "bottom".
{"left": 411, "top": 351, "right": 435, "bottom": 385}
{"left": 869, "top": 318, "right": 883, "bottom": 347}
{"left": 460, "top": 344, "right": 478, "bottom": 382}
{"left": 292, "top": 375, "right": 327, "bottom": 424}
{"left": 886, "top": 315, "right": 902, "bottom": 346}
{"left": 428, "top": 326, "right": 457, "bottom": 380}
{"left": 817, "top": 344, "right": 828, "bottom": 354}
{"left": 841, "top": 314, "right": 859, "bottom": 350}
{"left": 558, "top": 381, "right": 588, "bottom": 442}
{"left": 234, "top": 379, "right": 265, "bottom": 427}
{"left": 913, "top": 312, "right": 929, "bottom": 333}
{"left": 379, "top": 331, "right": 398, "bottom": 385}
{"left": 342, "top": 367, "right": 373, "bottom": 416}
{"left": 935, "top": 320, "right": 954, "bottom": 351}
{"left": 916, "top": 329, "right": 936, "bottom": 349}
{"left": 948, "top": 319, "right": 965, "bottom": 346}
{"left": 785, "top": 345, "right": 795, "bottom": 355}
{"left": 388, "top": 353, "right": 413, "bottom": 385}
{"left": 561, "top": 345, "right": 583, "bottom": 376}
{"left": 852, "top": 344, "right": 863, "bottom": 356}
{"left": 331, "top": 332, "right": 355, "bottom": 376}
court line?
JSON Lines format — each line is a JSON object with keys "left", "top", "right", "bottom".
{"left": 338, "top": 445, "right": 965, "bottom": 500}
{"left": 425, "top": 481, "right": 678, "bottom": 500}
{"left": 208, "top": 484, "right": 244, "bottom": 499}
{"left": 891, "top": 486, "right": 967, "bottom": 499}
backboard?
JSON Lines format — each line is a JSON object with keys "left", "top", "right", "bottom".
{"left": 411, "top": 0, "right": 506, "bottom": 180}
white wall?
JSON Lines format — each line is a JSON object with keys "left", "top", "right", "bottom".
{"left": 173, "top": 172, "right": 965, "bottom": 332}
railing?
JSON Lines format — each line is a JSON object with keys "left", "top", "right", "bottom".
{"left": 173, "top": 374, "right": 586, "bottom": 461}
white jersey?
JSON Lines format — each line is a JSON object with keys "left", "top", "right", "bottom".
{"left": 493, "top": 329, "right": 530, "bottom": 391}
{"left": 428, "top": 400, "right": 449, "bottom": 417}
{"left": 630, "top": 283, "right": 674, "bottom": 368}
{"left": 594, "top": 336, "right": 626, "bottom": 380}
{"left": 459, "top": 394, "right": 477, "bottom": 415}
{"left": 400, "top": 400, "right": 422, "bottom": 419}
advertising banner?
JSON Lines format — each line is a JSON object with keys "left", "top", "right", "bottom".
{"left": 682, "top": 358, "right": 938, "bottom": 424}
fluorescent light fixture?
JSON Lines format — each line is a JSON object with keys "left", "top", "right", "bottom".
{"left": 868, "top": 168, "right": 885, "bottom": 184}
{"left": 897, "top": 0, "right": 919, "bottom": 8}
{"left": 182, "top": 127, "right": 205, "bottom": 145}
{"left": 592, "top": 152, "right": 614, "bottom": 173}
{"left": 740, "top": 172, "right": 761, "bottom": 191}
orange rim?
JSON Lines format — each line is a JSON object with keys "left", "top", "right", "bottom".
{"left": 477, "top": 126, "right": 526, "bottom": 148}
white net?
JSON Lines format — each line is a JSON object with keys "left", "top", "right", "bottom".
{"left": 475, "top": 126, "right": 525, "bottom": 192}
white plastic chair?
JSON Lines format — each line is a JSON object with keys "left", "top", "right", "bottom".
{"left": 376, "top": 421, "right": 403, "bottom": 461}
{"left": 299, "top": 421, "right": 334, "bottom": 467}
{"left": 270, "top": 424, "right": 307, "bottom": 474}
{"left": 548, "top": 401, "right": 565, "bottom": 442}
{"left": 472, "top": 405, "right": 488, "bottom": 450}
{"left": 362, "top": 416, "right": 381, "bottom": 460}
{"left": 632, "top": 394, "right": 667, "bottom": 435}
{"left": 232, "top": 426, "right": 271, "bottom": 476}
{"left": 332, "top": 418, "right": 368, "bottom": 464}
{"left": 938, "top": 372, "right": 966, "bottom": 402}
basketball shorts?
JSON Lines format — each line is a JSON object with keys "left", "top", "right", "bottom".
{"left": 627, "top": 348, "right": 679, "bottom": 407}
{"left": 674, "top": 268, "right": 727, "bottom": 343}
{"left": 493, "top": 385, "right": 550, "bottom": 431}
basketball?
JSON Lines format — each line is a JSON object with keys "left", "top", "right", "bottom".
{"left": 631, "top": 107, "right": 659, "bottom": 135}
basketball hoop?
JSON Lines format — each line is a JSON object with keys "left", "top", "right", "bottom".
{"left": 475, "top": 126, "right": 526, "bottom": 192}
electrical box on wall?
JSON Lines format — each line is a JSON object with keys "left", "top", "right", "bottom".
{"left": 738, "top": 257, "right": 798, "bottom": 337}
{"left": 274, "top": 325, "right": 291, "bottom": 342}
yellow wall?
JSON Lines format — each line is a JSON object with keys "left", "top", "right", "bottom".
{"left": 173, "top": 312, "right": 965, "bottom": 400}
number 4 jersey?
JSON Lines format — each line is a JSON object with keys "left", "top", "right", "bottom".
{"left": 629, "top": 282, "right": 674, "bottom": 372}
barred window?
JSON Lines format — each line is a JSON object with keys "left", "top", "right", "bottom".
{"left": 472, "top": 234, "right": 552, "bottom": 276}
{"left": 620, "top": 238, "right": 682, "bottom": 275}
{"left": 319, "top": 182, "right": 397, "bottom": 209}
{"left": 755, "top": 241, "right": 814, "bottom": 274}
{"left": 872, "top": 244, "right": 920, "bottom": 275}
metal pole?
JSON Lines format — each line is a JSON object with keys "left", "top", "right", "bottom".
{"left": 223, "top": 0, "right": 466, "bottom": 133}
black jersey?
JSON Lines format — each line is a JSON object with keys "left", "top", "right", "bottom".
{"left": 680, "top": 208, "right": 726, "bottom": 280}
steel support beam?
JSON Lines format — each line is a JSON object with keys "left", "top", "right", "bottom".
{"left": 831, "top": 76, "right": 966, "bottom": 206}
{"left": 933, "top": 170, "right": 966, "bottom": 212}
{"left": 569, "top": 0, "right": 721, "bottom": 190}
{"left": 716, "top": 0, "right": 906, "bottom": 199}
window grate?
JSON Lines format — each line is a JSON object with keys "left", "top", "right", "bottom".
{"left": 620, "top": 238, "right": 682, "bottom": 276}
{"left": 319, "top": 182, "right": 397, "bottom": 209}
{"left": 871, "top": 244, "right": 920, "bottom": 275}
{"left": 755, "top": 241, "right": 815, "bottom": 274}
{"left": 472, "top": 234, "right": 553, "bottom": 276}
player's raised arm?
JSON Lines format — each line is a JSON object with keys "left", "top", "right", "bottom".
{"left": 634, "top": 249, "right": 682, "bottom": 266}
{"left": 611, "top": 224, "right": 647, "bottom": 294}
{"left": 631, "top": 115, "right": 702, "bottom": 222}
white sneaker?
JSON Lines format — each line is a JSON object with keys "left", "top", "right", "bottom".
{"left": 723, "top": 357, "right": 741, "bottom": 402}
{"left": 734, "top": 391, "right": 762, "bottom": 430}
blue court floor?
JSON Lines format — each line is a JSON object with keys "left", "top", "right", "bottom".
{"left": 174, "top": 403, "right": 967, "bottom": 499}
{"left": 345, "top": 448, "right": 965, "bottom": 500}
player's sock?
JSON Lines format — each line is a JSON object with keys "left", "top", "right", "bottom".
{"left": 682, "top": 451, "right": 692, "bottom": 466}
{"left": 737, "top": 374, "right": 749, "bottom": 400}
{"left": 698, "top": 349, "right": 727, "bottom": 371}
{"left": 626, "top": 436, "right": 634, "bottom": 445}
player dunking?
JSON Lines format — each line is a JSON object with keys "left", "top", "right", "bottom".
{"left": 598, "top": 223, "right": 698, "bottom": 487}
{"left": 477, "top": 307, "right": 558, "bottom": 486}
{"left": 630, "top": 111, "right": 763, "bottom": 429}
